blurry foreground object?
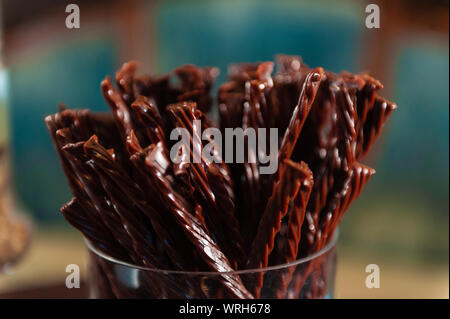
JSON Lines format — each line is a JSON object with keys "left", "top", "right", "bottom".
{"left": 0, "top": 168, "right": 30, "bottom": 270}
{"left": 0, "top": 3, "right": 30, "bottom": 271}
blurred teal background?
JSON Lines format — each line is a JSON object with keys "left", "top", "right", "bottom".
{"left": 345, "top": 42, "right": 449, "bottom": 265}
{"left": 156, "top": 1, "right": 363, "bottom": 79}
{"left": 1, "top": 0, "right": 448, "bottom": 297}
{"left": 9, "top": 40, "right": 116, "bottom": 222}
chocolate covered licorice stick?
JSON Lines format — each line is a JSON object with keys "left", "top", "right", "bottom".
{"left": 101, "top": 76, "right": 139, "bottom": 143}
{"left": 276, "top": 68, "right": 324, "bottom": 165}
{"left": 61, "top": 197, "right": 129, "bottom": 262}
{"left": 256, "top": 160, "right": 313, "bottom": 299}
{"left": 269, "top": 161, "right": 313, "bottom": 298}
{"left": 289, "top": 161, "right": 375, "bottom": 299}
{"left": 294, "top": 70, "right": 395, "bottom": 258}
{"left": 101, "top": 68, "right": 247, "bottom": 283}
{"left": 82, "top": 136, "right": 193, "bottom": 269}
{"left": 285, "top": 72, "right": 391, "bottom": 297}
{"left": 320, "top": 162, "right": 375, "bottom": 247}
{"left": 49, "top": 112, "right": 180, "bottom": 278}
{"left": 244, "top": 69, "right": 323, "bottom": 297}
{"left": 174, "top": 65, "right": 219, "bottom": 114}
{"left": 138, "top": 141, "right": 253, "bottom": 298}
{"left": 115, "top": 61, "right": 139, "bottom": 105}
{"left": 82, "top": 137, "right": 208, "bottom": 298}
{"left": 131, "top": 96, "right": 166, "bottom": 147}
{"left": 270, "top": 55, "right": 311, "bottom": 136}
{"left": 239, "top": 62, "right": 275, "bottom": 245}
{"left": 45, "top": 113, "right": 139, "bottom": 262}
{"left": 358, "top": 96, "right": 397, "bottom": 158}
{"left": 167, "top": 102, "right": 245, "bottom": 269}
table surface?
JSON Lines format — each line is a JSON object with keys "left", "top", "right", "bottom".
{"left": 0, "top": 283, "right": 87, "bottom": 298}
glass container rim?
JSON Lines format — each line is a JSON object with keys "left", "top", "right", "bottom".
{"left": 85, "top": 229, "right": 338, "bottom": 276}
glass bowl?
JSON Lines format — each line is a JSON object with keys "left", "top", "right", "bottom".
{"left": 86, "top": 231, "right": 338, "bottom": 299}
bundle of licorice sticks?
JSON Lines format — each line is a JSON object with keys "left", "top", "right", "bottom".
{"left": 45, "top": 54, "right": 395, "bottom": 299}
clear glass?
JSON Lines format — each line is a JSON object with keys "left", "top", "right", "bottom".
{"left": 86, "top": 232, "right": 338, "bottom": 299}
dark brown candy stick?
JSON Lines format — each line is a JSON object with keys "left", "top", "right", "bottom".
{"left": 358, "top": 96, "right": 397, "bottom": 159}
{"left": 141, "top": 141, "right": 253, "bottom": 298}
{"left": 269, "top": 161, "right": 313, "bottom": 297}
{"left": 46, "top": 114, "right": 142, "bottom": 262}
{"left": 317, "top": 162, "right": 375, "bottom": 249}
{"left": 298, "top": 71, "right": 394, "bottom": 258}
{"left": 239, "top": 62, "right": 274, "bottom": 236}
{"left": 61, "top": 141, "right": 149, "bottom": 264}
{"left": 245, "top": 160, "right": 313, "bottom": 297}
{"left": 115, "top": 61, "right": 139, "bottom": 104}
{"left": 131, "top": 95, "right": 166, "bottom": 146}
{"left": 82, "top": 135, "right": 194, "bottom": 270}
{"left": 167, "top": 102, "right": 245, "bottom": 268}
{"left": 174, "top": 64, "right": 219, "bottom": 113}
{"left": 61, "top": 197, "right": 129, "bottom": 262}
{"left": 277, "top": 68, "right": 325, "bottom": 165}
{"left": 289, "top": 162, "right": 375, "bottom": 299}
{"left": 101, "top": 76, "right": 135, "bottom": 140}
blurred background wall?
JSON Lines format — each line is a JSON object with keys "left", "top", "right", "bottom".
{"left": 0, "top": 0, "right": 448, "bottom": 297}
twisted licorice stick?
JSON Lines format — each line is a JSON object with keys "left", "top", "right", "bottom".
{"left": 218, "top": 81, "right": 246, "bottom": 130}
{"left": 239, "top": 62, "right": 275, "bottom": 247}
{"left": 298, "top": 72, "right": 368, "bottom": 257}
{"left": 61, "top": 197, "right": 128, "bottom": 262}
{"left": 359, "top": 96, "right": 397, "bottom": 158}
{"left": 244, "top": 69, "right": 323, "bottom": 297}
{"left": 173, "top": 64, "right": 219, "bottom": 114}
{"left": 115, "top": 61, "right": 139, "bottom": 105}
{"left": 269, "top": 160, "right": 313, "bottom": 298}
{"left": 218, "top": 65, "right": 271, "bottom": 237}
{"left": 277, "top": 68, "right": 325, "bottom": 165}
{"left": 244, "top": 160, "right": 312, "bottom": 297}
{"left": 268, "top": 68, "right": 324, "bottom": 237}
{"left": 62, "top": 198, "right": 139, "bottom": 298}
{"left": 302, "top": 79, "right": 395, "bottom": 258}
{"left": 85, "top": 133, "right": 245, "bottom": 298}
{"left": 290, "top": 161, "right": 374, "bottom": 298}
{"left": 131, "top": 96, "right": 166, "bottom": 146}
{"left": 61, "top": 141, "right": 152, "bottom": 264}
{"left": 101, "top": 76, "right": 132, "bottom": 137}
{"left": 45, "top": 114, "right": 134, "bottom": 261}
{"left": 44, "top": 112, "right": 90, "bottom": 195}
{"left": 91, "top": 163, "right": 170, "bottom": 268}
{"left": 83, "top": 136, "right": 214, "bottom": 298}
{"left": 83, "top": 135, "right": 193, "bottom": 269}
{"left": 167, "top": 102, "right": 245, "bottom": 269}
{"left": 126, "top": 134, "right": 204, "bottom": 271}
{"left": 139, "top": 141, "right": 253, "bottom": 298}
